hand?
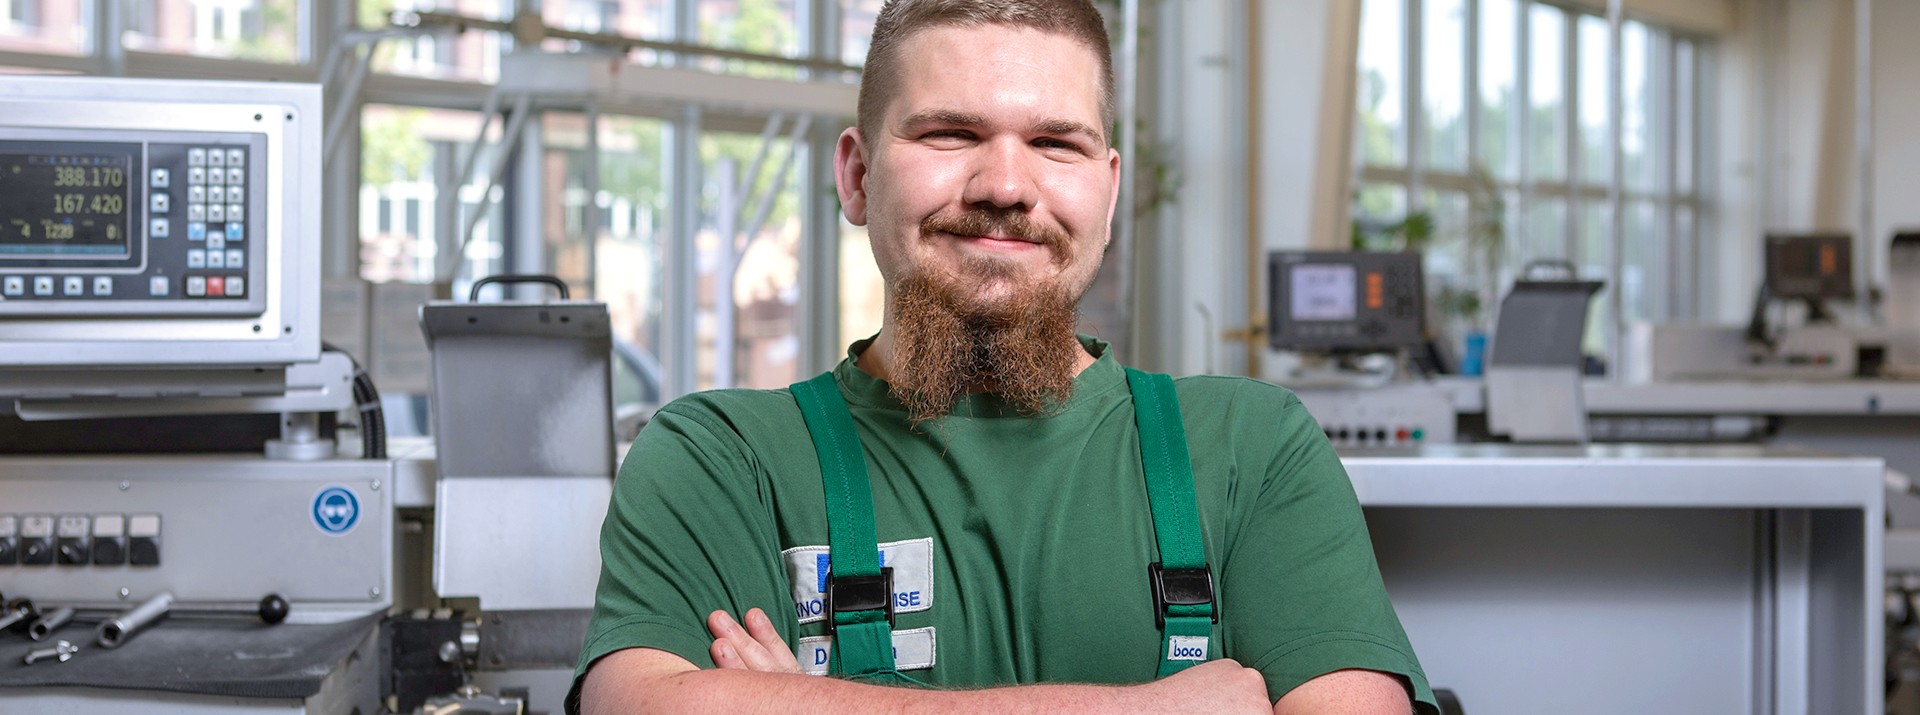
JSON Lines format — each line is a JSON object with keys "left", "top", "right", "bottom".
{"left": 707, "top": 608, "right": 803, "bottom": 674}
{"left": 1128, "top": 659, "right": 1272, "bottom": 714}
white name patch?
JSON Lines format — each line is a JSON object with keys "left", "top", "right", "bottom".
{"left": 784, "top": 537, "right": 934, "bottom": 624}
{"left": 796, "top": 627, "right": 937, "bottom": 676}
{"left": 1166, "top": 635, "right": 1209, "bottom": 661}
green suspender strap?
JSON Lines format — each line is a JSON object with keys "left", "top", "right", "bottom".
{"left": 790, "top": 372, "right": 901, "bottom": 682}
{"left": 1124, "top": 367, "right": 1218, "bottom": 677}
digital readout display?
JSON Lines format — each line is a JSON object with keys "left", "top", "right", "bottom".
{"left": 0, "top": 143, "right": 137, "bottom": 258}
{"left": 1290, "top": 263, "right": 1358, "bottom": 322}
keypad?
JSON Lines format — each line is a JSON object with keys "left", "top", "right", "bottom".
{"left": 183, "top": 146, "right": 247, "bottom": 299}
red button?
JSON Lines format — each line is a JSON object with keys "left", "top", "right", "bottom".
{"left": 207, "top": 277, "right": 225, "bottom": 296}
{"left": 1396, "top": 429, "right": 1410, "bottom": 442}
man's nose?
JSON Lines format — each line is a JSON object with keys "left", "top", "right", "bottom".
{"left": 962, "top": 138, "right": 1038, "bottom": 212}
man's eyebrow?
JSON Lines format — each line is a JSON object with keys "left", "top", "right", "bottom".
{"left": 1032, "top": 118, "right": 1107, "bottom": 147}
{"left": 899, "top": 109, "right": 987, "bottom": 131}
{"left": 898, "top": 110, "right": 1108, "bottom": 147}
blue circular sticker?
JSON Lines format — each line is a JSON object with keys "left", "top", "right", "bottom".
{"left": 312, "top": 486, "right": 360, "bottom": 535}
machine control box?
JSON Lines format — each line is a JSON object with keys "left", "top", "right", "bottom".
{"left": 0, "top": 456, "right": 389, "bottom": 607}
{"left": 1292, "top": 384, "right": 1458, "bottom": 448}
{"left": 1268, "top": 251, "right": 1426, "bottom": 352}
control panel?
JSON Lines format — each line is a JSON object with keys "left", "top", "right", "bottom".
{"left": 1268, "top": 251, "right": 1426, "bottom": 352}
{"left": 0, "top": 455, "right": 389, "bottom": 607}
{"left": 1292, "top": 384, "right": 1458, "bottom": 448}
{"left": 0, "top": 76, "right": 319, "bottom": 370}
{"left": 0, "top": 136, "right": 263, "bottom": 315}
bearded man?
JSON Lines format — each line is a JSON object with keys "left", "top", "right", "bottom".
{"left": 571, "top": 1, "right": 1436, "bottom": 713}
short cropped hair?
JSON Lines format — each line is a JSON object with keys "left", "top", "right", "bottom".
{"left": 857, "top": 0, "right": 1115, "bottom": 145}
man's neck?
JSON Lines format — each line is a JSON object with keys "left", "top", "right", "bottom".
{"left": 855, "top": 324, "right": 1098, "bottom": 385}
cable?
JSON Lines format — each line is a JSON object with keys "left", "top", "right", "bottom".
{"left": 322, "top": 343, "right": 387, "bottom": 460}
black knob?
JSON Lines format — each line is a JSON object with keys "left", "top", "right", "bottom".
{"left": 257, "top": 594, "right": 290, "bottom": 625}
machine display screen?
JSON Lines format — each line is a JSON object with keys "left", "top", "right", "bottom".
{"left": 0, "top": 142, "right": 138, "bottom": 260}
{"left": 1290, "top": 263, "right": 1358, "bottom": 321}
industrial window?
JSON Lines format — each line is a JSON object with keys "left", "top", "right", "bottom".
{"left": 1354, "top": 0, "right": 1711, "bottom": 364}
{"left": 0, "top": 0, "right": 87, "bottom": 55}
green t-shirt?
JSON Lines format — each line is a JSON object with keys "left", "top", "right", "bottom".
{"left": 570, "top": 337, "right": 1436, "bottom": 713}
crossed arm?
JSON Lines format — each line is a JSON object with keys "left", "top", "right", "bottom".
{"left": 577, "top": 608, "right": 1413, "bottom": 715}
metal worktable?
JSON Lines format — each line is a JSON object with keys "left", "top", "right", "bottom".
{"left": 1344, "top": 445, "right": 1883, "bottom": 715}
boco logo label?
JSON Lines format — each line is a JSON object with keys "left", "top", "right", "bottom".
{"left": 312, "top": 486, "right": 360, "bottom": 535}
{"left": 1166, "top": 636, "right": 1208, "bottom": 661}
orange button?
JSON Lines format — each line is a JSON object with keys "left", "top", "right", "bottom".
{"left": 1366, "top": 272, "right": 1384, "bottom": 309}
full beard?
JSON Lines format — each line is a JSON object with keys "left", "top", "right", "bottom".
{"left": 887, "top": 258, "right": 1083, "bottom": 426}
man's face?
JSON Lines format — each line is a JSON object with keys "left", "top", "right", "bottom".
{"left": 836, "top": 24, "right": 1121, "bottom": 312}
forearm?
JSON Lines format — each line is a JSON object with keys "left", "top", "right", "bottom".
{"left": 591, "top": 668, "right": 1154, "bottom": 715}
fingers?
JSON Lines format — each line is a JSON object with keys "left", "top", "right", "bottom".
{"left": 706, "top": 609, "right": 803, "bottom": 674}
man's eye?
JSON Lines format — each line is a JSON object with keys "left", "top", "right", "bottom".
{"left": 1035, "top": 138, "right": 1081, "bottom": 152}
{"left": 923, "top": 130, "right": 973, "bottom": 142}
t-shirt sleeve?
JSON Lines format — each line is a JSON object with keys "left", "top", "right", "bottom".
{"left": 566, "top": 399, "right": 796, "bottom": 714}
{"left": 1219, "top": 385, "right": 1439, "bottom": 715}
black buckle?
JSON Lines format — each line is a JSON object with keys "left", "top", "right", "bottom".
{"left": 1149, "top": 562, "right": 1217, "bottom": 627}
{"left": 824, "top": 567, "right": 894, "bottom": 634}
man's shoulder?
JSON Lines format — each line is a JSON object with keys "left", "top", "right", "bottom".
{"left": 645, "top": 387, "right": 807, "bottom": 443}
{"left": 1166, "top": 374, "right": 1304, "bottom": 415}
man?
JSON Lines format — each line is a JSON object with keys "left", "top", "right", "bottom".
{"left": 571, "top": 1, "right": 1436, "bottom": 713}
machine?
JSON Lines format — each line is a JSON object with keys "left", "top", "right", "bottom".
{"left": 0, "top": 77, "right": 605, "bottom": 715}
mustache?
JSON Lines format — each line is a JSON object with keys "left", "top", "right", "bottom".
{"left": 920, "top": 209, "right": 1072, "bottom": 260}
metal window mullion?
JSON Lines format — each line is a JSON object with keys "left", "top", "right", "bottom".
{"left": 1561, "top": 9, "right": 1577, "bottom": 264}
{"left": 1407, "top": 0, "right": 1425, "bottom": 208}
{"left": 1515, "top": 0, "right": 1531, "bottom": 276}
{"left": 801, "top": 120, "right": 840, "bottom": 374}
{"left": 1661, "top": 31, "right": 1683, "bottom": 320}
{"left": 95, "top": 0, "right": 120, "bottom": 74}
{"left": 1692, "top": 40, "right": 1711, "bottom": 319}
{"left": 585, "top": 103, "right": 602, "bottom": 300}
{"left": 1855, "top": 0, "right": 1874, "bottom": 316}
{"left": 1464, "top": 0, "right": 1480, "bottom": 175}
{"left": 663, "top": 104, "right": 702, "bottom": 401}
{"left": 1605, "top": 0, "right": 1624, "bottom": 379}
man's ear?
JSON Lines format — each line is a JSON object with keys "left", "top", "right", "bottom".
{"left": 835, "top": 127, "right": 871, "bottom": 226}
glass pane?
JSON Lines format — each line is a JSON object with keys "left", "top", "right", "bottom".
{"left": 598, "top": 115, "right": 671, "bottom": 406}
{"left": 841, "top": 0, "right": 882, "bottom": 67}
{"left": 361, "top": 0, "right": 507, "bottom": 82}
{"left": 1622, "top": 22, "right": 1656, "bottom": 191}
{"left": 1356, "top": 0, "right": 1406, "bottom": 167}
{"left": 1527, "top": 4, "right": 1566, "bottom": 182}
{"left": 1675, "top": 39, "right": 1695, "bottom": 196}
{"left": 1423, "top": 0, "right": 1467, "bottom": 172}
{"left": 0, "top": 0, "right": 88, "bottom": 55}
{"left": 1425, "top": 190, "right": 1470, "bottom": 281}
{"left": 358, "top": 105, "right": 499, "bottom": 285}
{"left": 541, "top": 113, "right": 596, "bottom": 300}
{"left": 543, "top": 0, "right": 667, "bottom": 36}
{"left": 1353, "top": 182, "right": 1408, "bottom": 250}
{"left": 123, "top": 0, "right": 300, "bottom": 62}
{"left": 1621, "top": 199, "right": 1660, "bottom": 323}
{"left": 1477, "top": 0, "right": 1517, "bottom": 179}
{"left": 1521, "top": 196, "right": 1565, "bottom": 266}
{"left": 839, "top": 217, "right": 882, "bottom": 350}
{"left": 1577, "top": 14, "right": 1610, "bottom": 186}
{"left": 699, "top": 129, "right": 804, "bottom": 390}
{"left": 697, "top": 0, "right": 800, "bottom": 76}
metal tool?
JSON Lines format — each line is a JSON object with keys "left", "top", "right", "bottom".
{"left": 0, "top": 599, "right": 37, "bottom": 632}
{"left": 23, "top": 640, "right": 77, "bottom": 665}
{"left": 27, "top": 607, "right": 74, "bottom": 641}
{"left": 97, "top": 593, "right": 172, "bottom": 649}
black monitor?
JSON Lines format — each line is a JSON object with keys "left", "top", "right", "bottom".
{"left": 1764, "top": 234, "right": 1853, "bottom": 300}
{"left": 1268, "top": 251, "right": 1425, "bottom": 352}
